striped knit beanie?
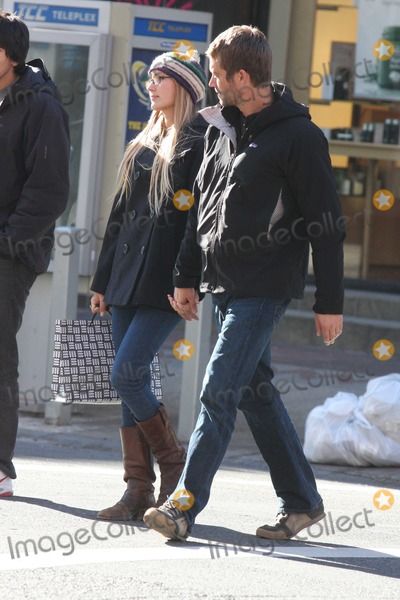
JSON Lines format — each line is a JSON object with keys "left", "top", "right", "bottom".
{"left": 149, "top": 51, "right": 206, "bottom": 104}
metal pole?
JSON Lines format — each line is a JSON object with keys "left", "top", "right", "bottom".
{"left": 361, "top": 160, "right": 378, "bottom": 279}
{"left": 177, "top": 294, "right": 213, "bottom": 441}
{"left": 44, "top": 227, "right": 80, "bottom": 425}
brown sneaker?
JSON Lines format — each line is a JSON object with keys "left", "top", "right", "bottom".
{"left": 144, "top": 500, "right": 189, "bottom": 541}
{"left": 256, "top": 507, "right": 325, "bottom": 540}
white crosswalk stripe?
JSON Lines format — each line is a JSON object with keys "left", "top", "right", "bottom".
{"left": 0, "top": 544, "right": 399, "bottom": 571}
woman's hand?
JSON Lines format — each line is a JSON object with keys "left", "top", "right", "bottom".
{"left": 168, "top": 288, "right": 199, "bottom": 321}
{"left": 90, "top": 292, "right": 108, "bottom": 316}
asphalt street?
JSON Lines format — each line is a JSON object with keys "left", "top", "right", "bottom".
{"left": 1, "top": 401, "right": 399, "bottom": 600}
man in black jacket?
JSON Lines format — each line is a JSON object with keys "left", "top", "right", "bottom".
{"left": 0, "top": 11, "right": 69, "bottom": 497}
{"left": 144, "top": 26, "right": 344, "bottom": 541}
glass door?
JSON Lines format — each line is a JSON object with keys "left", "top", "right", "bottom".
{"left": 28, "top": 29, "right": 111, "bottom": 274}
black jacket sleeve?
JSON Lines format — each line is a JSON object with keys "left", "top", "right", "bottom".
{"left": 90, "top": 194, "right": 124, "bottom": 294}
{"left": 0, "top": 92, "right": 69, "bottom": 258}
{"left": 285, "top": 124, "right": 345, "bottom": 314}
{"left": 173, "top": 140, "right": 204, "bottom": 289}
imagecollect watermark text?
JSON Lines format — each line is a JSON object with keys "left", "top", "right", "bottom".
{"left": 7, "top": 520, "right": 147, "bottom": 560}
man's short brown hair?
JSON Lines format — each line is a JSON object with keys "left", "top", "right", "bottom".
{"left": 206, "top": 25, "right": 272, "bottom": 86}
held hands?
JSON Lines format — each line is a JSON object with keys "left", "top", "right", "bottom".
{"left": 168, "top": 288, "right": 199, "bottom": 321}
{"left": 315, "top": 313, "right": 343, "bottom": 346}
{"left": 168, "top": 293, "right": 344, "bottom": 342}
{"left": 90, "top": 292, "right": 108, "bottom": 317}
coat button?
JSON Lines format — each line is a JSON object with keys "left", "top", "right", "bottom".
{"left": 122, "top": 243, "right": 129, "bottom": 255}
{"left": 140, "top": 245, "right": 145, "bottom": 255}
{"left": 128, "top": 209, "right": 136, "bottom": 221}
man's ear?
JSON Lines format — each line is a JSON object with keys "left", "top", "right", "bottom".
{"left": 237, "top": 69, "right": 251, "bottom": 85}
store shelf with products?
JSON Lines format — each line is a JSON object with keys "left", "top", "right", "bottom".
{"left": 310, "top": 96, "right": 400, "bottom": 168}
{"left": 329, "top": 145, "right": 399, "bottom": 281}
{"left": 329, "top": 140, "right": 400, "bottom": 162}
{"left": 308, "top": 0, "right": 400, "bottom": 285}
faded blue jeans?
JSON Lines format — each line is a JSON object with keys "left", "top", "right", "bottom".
{"left": 175, "top": 293, "right": 323, "bottom": 527}
{"left": 111, "top": 305, "right": 180, "bottom": 425}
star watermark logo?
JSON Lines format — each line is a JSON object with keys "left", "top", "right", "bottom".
{"left": 173, "top": 189, "right": 195, "bottom": 211}
{"left": 372, "top": 189, "right": 395, "bottom": 211}
{"left": 373, "top": 39, "right": 395, "bottom": 61}
{"left": 373, "top": 489, "right": 395, "bottom": 511}
{"left": 172, "top": 40, "right": 197, "bottom": 61}
{"left": 372, "top": 339, "right": 395, "bottom": 361}
{"left": 172, "top": 339, "right": 195, "bottom": 361}
{"left": 171, "top": 488, "right": 195, "bottom": 511}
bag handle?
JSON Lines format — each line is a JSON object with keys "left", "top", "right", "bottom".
{"left": 89, "top": 308, "right": 112, "bottom": 325}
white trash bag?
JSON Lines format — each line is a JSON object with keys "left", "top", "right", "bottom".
{"left": 304, "top": 374, "right": 400, "bottom": 467}
{"left": 359, "top": 374, "right": 400, "bottom": 444}
{"left": 303, "top": 392, "right": 359, "bottom": 465}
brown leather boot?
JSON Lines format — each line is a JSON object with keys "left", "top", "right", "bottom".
{"left": 97, "top": 426, "right": 156, "bottom": 521}
{"left": 137, "top": 405, "right": 186, "bottom": 506}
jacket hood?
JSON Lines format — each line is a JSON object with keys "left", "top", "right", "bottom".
{"left": 199, "top": 104, "right": 236, "bottom": 145}
{"left": 246, "top": 82, "right": 310, "bottom": 130}
{"left": 177, "top": 112, "right": 208, "bottom": 153}
{"left": 5, "top": 59, "right": 60, "bottom": 106}
{"left": 200, "top": 82, "right": 310, "bottom": 142}
{"left": 187, "top": 112, "right": 209, "bottom": 133}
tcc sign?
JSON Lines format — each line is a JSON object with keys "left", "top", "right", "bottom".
{"left": 14, "top": 3, "right": 48, "bottom": 22}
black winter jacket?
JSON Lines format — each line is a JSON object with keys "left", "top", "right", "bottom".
{"left": 174, "top": 85, "right": 345, "bottom": 314}
{"left": 0, "top": 59, "right": 70, "bottom": 273}
{"left": 91, "top": 114, "right": 207, "bottom": 312}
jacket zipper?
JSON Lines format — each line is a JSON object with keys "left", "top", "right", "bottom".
{"left": 210, "top": 141, "right": 238, "bottom": 290}
{"left": 215, "top": 123, "right": 252, "bottom": 240}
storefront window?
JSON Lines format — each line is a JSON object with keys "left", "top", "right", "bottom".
{"left": 309, "top": 0, "right": 400, "bottom": 284}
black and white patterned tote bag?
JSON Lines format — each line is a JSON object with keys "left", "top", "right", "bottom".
{"left": 51, "top": 315, "right": 162, "bottom": 404}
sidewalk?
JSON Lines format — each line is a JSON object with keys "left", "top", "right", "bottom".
{"left": 17, "top": 334, "right": 400, "bottom": 490}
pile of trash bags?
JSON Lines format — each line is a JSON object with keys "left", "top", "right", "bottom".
{"left": 304, "top": 373, "right": 400, "bottom": 466}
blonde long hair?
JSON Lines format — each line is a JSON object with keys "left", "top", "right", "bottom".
{"left": 116, "top": 82, "right": 197, "bottom": 215}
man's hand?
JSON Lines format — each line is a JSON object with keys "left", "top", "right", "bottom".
{"left": 168, "top": 288, "right": 199, "bottom": 321}
{"left": 90, "top": 292, "right": 108, "bottom": 316}
{"left": 315, "top": 314, "right": 343, "bottom": 346}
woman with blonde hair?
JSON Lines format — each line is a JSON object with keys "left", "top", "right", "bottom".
{"left": 90, "top": 51, "right": 207, "bottom": 520}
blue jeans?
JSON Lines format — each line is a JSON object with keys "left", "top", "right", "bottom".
{"left": 111, "top": 306, "right": 180, "bottom": 425}
{"left": 175, "top": 293, "right": 323, "bottom": 527}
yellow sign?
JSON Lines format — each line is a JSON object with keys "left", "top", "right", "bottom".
{"left": 128, "top": 120, "right": 146, "bottom": 132}
{"left": 148, "top": 20, "right": 165, "bottom": 34}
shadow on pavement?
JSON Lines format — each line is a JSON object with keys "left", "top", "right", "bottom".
{"left": 220, "top": 459, "right": 400, "bottom": 491}
{"left": 176, "top": 525, "right": 400, "bottom": 579}
{"left": 2, "top": 495, "right": 100, "bottom": 520}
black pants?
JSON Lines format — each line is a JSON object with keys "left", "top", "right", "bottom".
{"left": 0, "top": 257, "right": 36, "bottom": 479}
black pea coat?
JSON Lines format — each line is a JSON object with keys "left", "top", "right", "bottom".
{"left": 91, "top": 114, "right": 206, "bottom": 312}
